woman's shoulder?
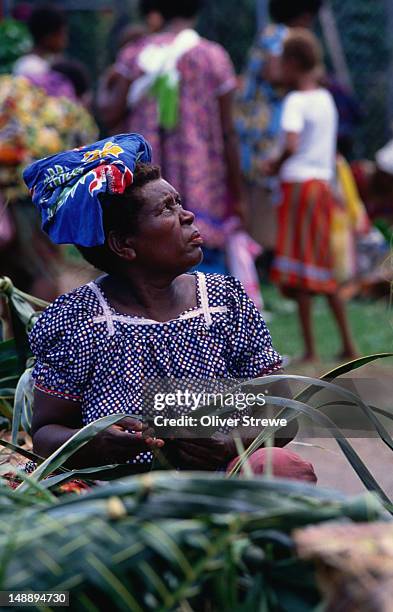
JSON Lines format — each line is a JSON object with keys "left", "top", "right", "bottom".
{"left": 41, "top": 283, "right": 99, "bottom": 317}
{"left": 192, "top": 37, "right": 233, "bottom": 63}
{"left": 203, "top": 273, "right": 248, "bottom": 307}
{"left": 29, "top": 283, "right": 100, "bottom": 345}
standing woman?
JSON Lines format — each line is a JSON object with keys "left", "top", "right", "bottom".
{"left": 97, "top": 0, "right": 244, "bottom": 274}
{"left": 235, "top": 0, "right": 323, "bottom": 258}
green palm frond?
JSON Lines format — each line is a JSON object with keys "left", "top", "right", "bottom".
{"left": 0, "top": 474, "right": 386, "bottom": 611}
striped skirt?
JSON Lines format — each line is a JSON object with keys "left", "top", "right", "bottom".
{"left": 271, "top": 180, "right": 337, "bottom": 294}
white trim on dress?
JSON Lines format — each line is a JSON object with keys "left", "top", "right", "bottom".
{"left": 88, "top": 273, "right": 227, "bottom": 334}
{"left": 87, "top": 281, "right": 116, "bottom": 337}
{"left": 196, "top": 271, "right": 212, "bottom": 328}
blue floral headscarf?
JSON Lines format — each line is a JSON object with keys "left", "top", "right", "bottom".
{"left": 23, "top": 133, "right": 152, "bottom": 247}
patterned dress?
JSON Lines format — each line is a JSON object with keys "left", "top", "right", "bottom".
{"left": 115, "top": 33, "right": 237, "bottom": 250}
{"left": 270, "top": 181, "right": 338, "bottom": 294}
{"left": 235, "top": 24, "right": 288, "bottom": 184}
{"left": 29, "top": 272, "right": 282, "bottom": 467}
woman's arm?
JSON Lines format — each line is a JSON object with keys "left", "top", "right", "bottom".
{"left": 262, "top": 54, "right": 282, "bottom": 85}
{"left": 96, "top": 67, "right": 131, "bottom": 130}
{"left": 218, "top": 89, "right": 246, "bottom": 220}
{"left": 32, "top": 388, "right": 163, "bottom": 469}
{"left": 262, "top": 131, "right": 300, "bottom": 176}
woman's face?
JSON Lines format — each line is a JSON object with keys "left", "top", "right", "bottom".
{"left": 130, "top": 178, "right": 203, "bottom": 274}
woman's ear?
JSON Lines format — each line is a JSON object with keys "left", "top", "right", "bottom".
{"left": 107, "top": 231, "right": 136, "bottom": 262}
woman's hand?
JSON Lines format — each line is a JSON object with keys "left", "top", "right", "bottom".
{"left": 32, "top": 389, "right": 164, "bottom": 469}
{"left": 99, "top": 417, "right": 164, "bottom": 464}
{"left": 164, "top": 432, "right": 237, "bottom": 470}
{"left": 260, "top": 158, "right": 280, "bottom": 177}
{"left": 261, "top": 132, "right": 299, "bottom": 177}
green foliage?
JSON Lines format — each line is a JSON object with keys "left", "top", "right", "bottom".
{"left": 0, "top": 340, "right": 21, "bottom": 422}
{"left": 0, "top": 473, "right": 386, "bottom": 611}
{"left": 66, "top": 10, "right": 116, "bottom": 91}
{"left": 329, "top": 0, "right": 391, "bottom": 157}
{"left": 0, "top": 19, "right": 32, "bottom": 75}
{"left": 0, "top": 278, "right": 48, "bottom": 425}
{"left": 12, "top": 367, "right": 33, "bottom": 443}
{"left": 16, "top": 413, "right": 137, "bottom": 490}
{"left": 197, "top": 0, "right": 257, "bottom": 72}
{"left": 1, "top": 276, "right": 393, "bottom": 609}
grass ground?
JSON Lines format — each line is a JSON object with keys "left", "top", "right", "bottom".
{"left": 262, "top": 283, "right": 393, "bottom": 364}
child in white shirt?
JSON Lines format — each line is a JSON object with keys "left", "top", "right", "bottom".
{"left": 263, "top": 29, "right": 356, "bottom": 362}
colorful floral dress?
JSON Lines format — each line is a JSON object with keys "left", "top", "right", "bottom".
{"left": 235, "top": 24, "right": 288, "bottom": 184}
{"left": 0, "top": 75, "right": 98, "bottom": 292}
{"left": 0, "top": 75, "right": 98, "bottom": 198}
{"left": 115, "top": 33, "right": 237, "bottom": 250}
{"left": 29, "top": 272, "right": 282, "bottom": 467}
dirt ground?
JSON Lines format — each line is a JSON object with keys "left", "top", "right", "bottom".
{"left": 290, "top": 437, "right": 393, "bottom": 497}
{"left": 286, "top": 360, "right": 393, "bottom": 498}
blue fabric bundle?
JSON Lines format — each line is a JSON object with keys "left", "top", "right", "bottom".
{"left": 23, "top": 133, "right": 152, "bottom": 247}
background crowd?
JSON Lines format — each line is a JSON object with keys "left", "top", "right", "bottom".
{"left": 0, "top": 0, "right": 392, "bottom": 365}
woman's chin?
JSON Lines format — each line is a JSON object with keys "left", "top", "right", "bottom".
{"left": 179, "top": 247, "right": 203, "bottom": 273}
{"left": 190, "top": 246, "right": 204, "bottom": 266}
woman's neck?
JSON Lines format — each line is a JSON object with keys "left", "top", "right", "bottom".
{"left": 295, "top": 74, "right": 319, "bottom": 91}
{"left": 97, "top": 271, "right": 194, "bottom": 320}
{"left": 163, "top": 18, "right": 196, "bottom": 35}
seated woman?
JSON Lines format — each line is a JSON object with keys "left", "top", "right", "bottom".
{"left": 24, "top": 134, "right": 316, "bottom": 481}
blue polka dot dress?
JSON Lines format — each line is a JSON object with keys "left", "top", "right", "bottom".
{"left": 29, "top": 272, "right": 282, "bottom": 466}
